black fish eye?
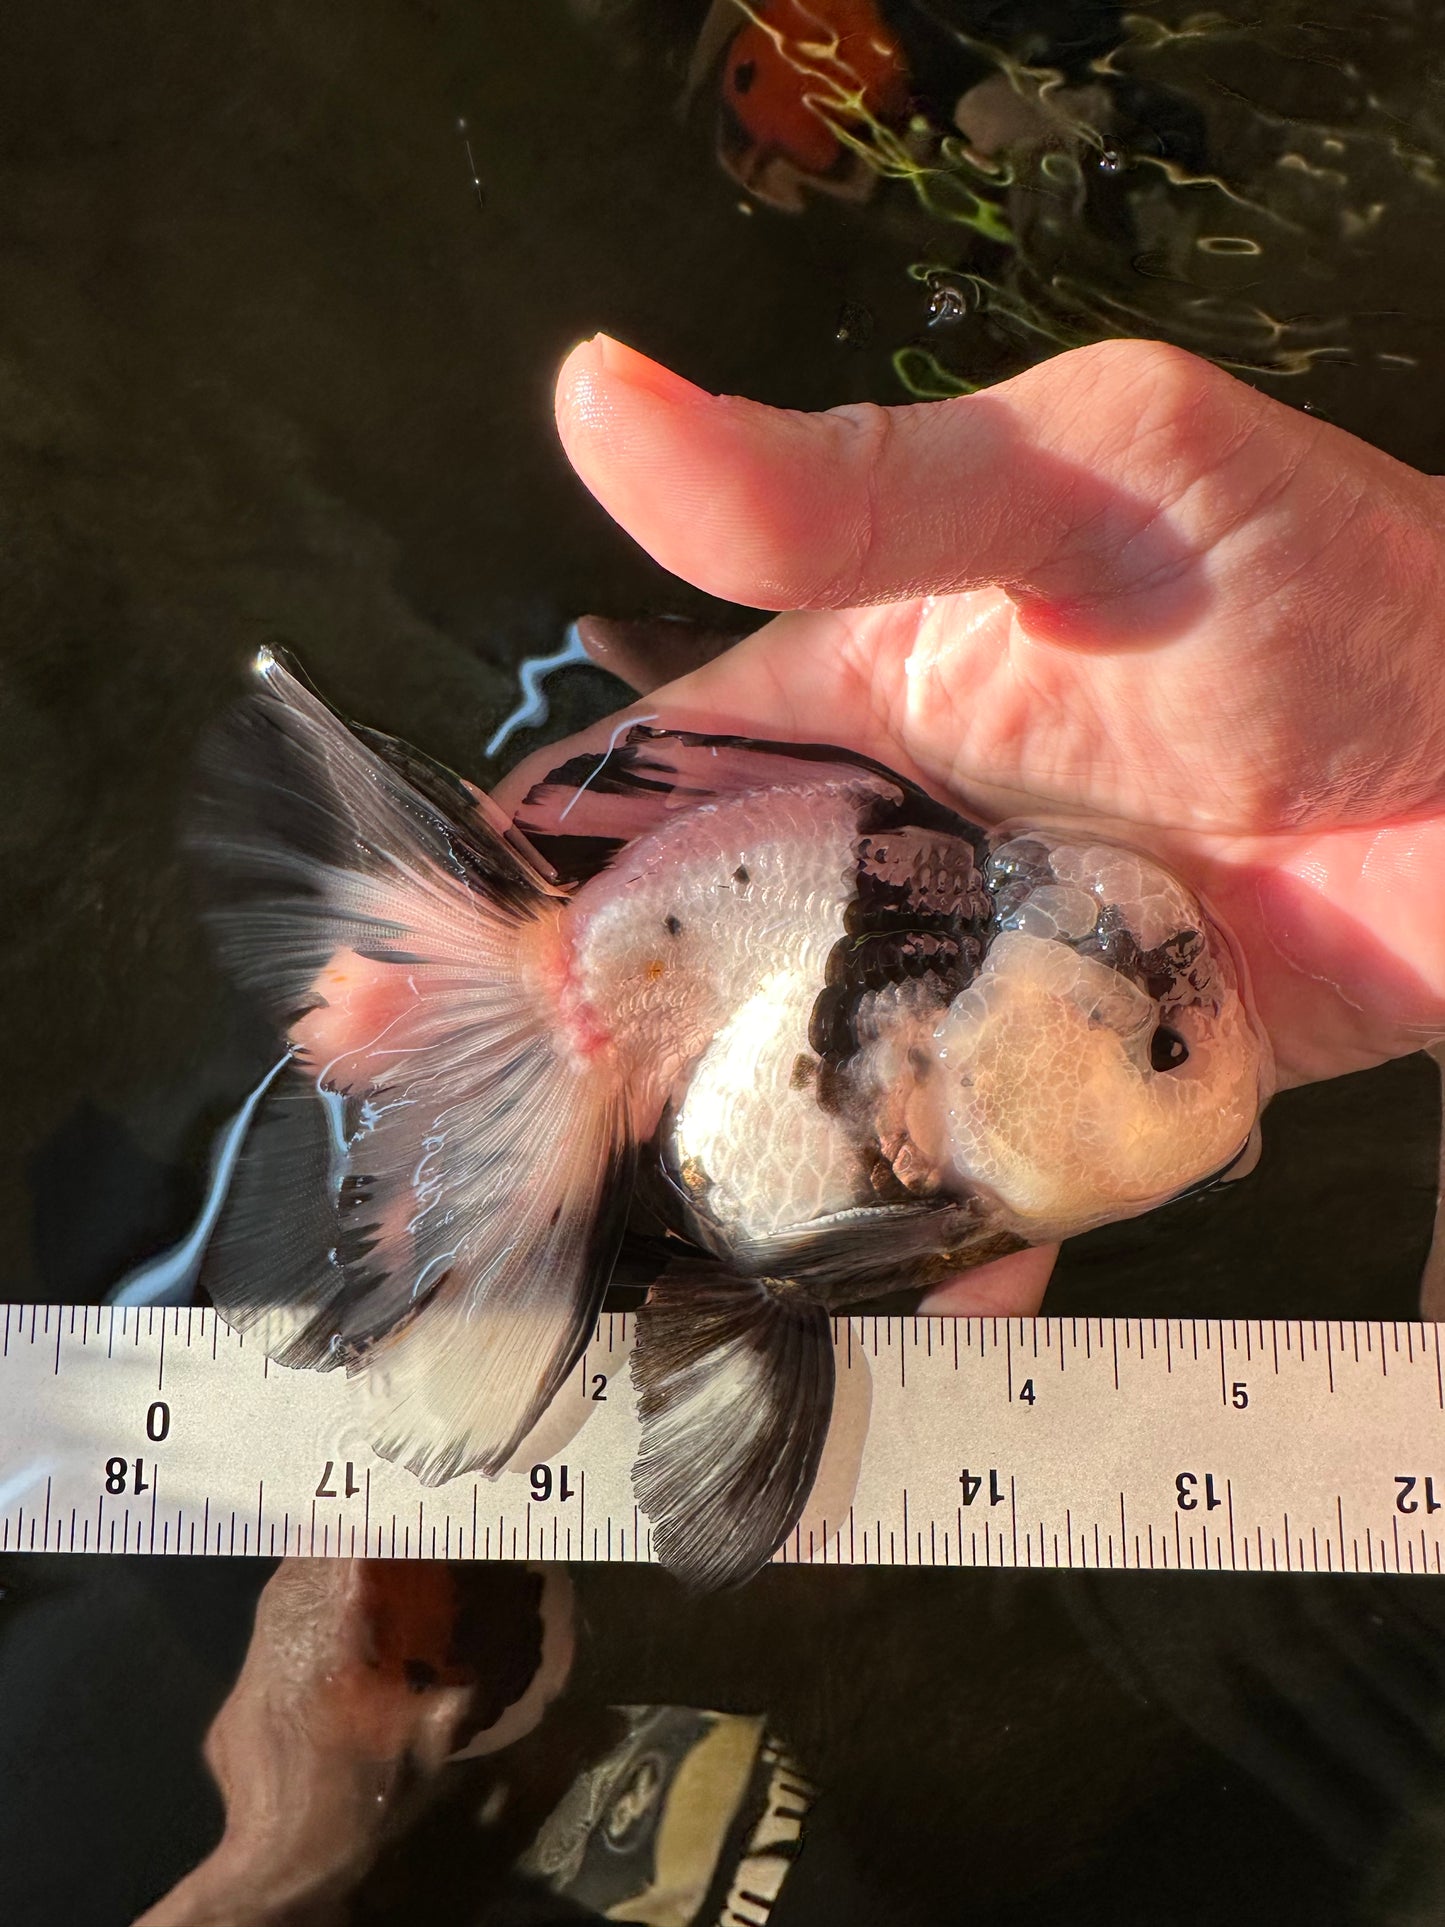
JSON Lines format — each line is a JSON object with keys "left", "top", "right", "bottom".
{"left": 732, "top": 57, "right": 756, "bottom": 95}
{"left": 1149, "top": 1025, "right": 1189, "bottom": 1072}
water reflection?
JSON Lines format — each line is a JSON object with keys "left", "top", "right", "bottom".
{"left": 109, "top": 1058, "right": 291, "bottom": 1312}
{"left": 645, "top": 0, "right": 1445, "bottom": 400}
{"left": 484, "top": 622, "right": 592, "bottom": 759}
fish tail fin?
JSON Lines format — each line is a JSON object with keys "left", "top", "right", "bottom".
{"left": 196, "top": 649, "right": 634, "bottom": 1481}
{"left": 631, "top": 1266, "right": 835, "bottom": 1589}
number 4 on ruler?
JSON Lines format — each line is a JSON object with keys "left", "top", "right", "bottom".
{"left": 960, "top": 1468, "right": 1005, "bottom": 1506}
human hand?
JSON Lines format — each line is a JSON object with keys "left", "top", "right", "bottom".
{"left": 495, "top": 335, "right": 1445, "bottom": 1315}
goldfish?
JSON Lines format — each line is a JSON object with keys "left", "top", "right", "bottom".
{"left": 690, "top": 0, "right": 912, "bottom": 211}
{"left": 196, "top": 650, "right": 1270, "bottom": 1588}
{"left": 135, "top": 1558, "right": 574, "bottom": 1926}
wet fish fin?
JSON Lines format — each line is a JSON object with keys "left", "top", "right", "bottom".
{"left": 193, "top": 647, "right": 564, "bottom": 1020}
{"left": 632, "top": 1267, "right": 835, "bottom": 1589}
{"left": 196, "top": 648, "right": 635, "bottom": 1480}
{"left": 350, "top": 719, "right": 563, "bottom": 891}
{"left": 198, "top": 1060, "right": 358, "bottom": 1364}
{"left": 737, "top": 1199, "right": 1020, "bottom": 1300}
{"left": 515, "top": 724, "right": 965, "bottom": 886}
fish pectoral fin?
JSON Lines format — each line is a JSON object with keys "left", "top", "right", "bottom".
{"left": 631, "top": 1268, "right": 835, "bottom": 1590}
{"left": 737, "top": 1199, "right": 1016, "bottom": 1300}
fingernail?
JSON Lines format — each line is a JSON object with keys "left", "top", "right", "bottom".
{"left": 590, "top": 333, "right": 714, "bottom": 407}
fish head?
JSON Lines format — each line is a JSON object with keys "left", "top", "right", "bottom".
{"left": 919, "top": 829, "right": 1271, "bottom": 1242}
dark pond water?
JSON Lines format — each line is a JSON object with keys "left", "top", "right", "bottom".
{"left": 4, "top": 2, "right": 1445, "bottom": 1921}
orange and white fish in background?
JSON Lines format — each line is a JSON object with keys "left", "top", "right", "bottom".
{"left": 135, "top": 1559, "right": 575, "bottom": 1926}
{"left": 691, "top": 0, "right": 914, "bottom": 210}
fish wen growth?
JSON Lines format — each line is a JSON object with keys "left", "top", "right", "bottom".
{"left": 195, "top": 651, "right": 1272, "bottom": 1587}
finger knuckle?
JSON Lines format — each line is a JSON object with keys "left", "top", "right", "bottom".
{"left": 1065, "top": 338, "right": 1240, "bottom": 454}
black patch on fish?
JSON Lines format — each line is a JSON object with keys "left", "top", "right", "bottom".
{"left": 732, "top": 864, "right": 750, "bottom": 885}
{"left": 520, "top": 831, "right": 628, "bottom": 887}
{"left": 856, "top": 784, "right": 989, "bottom": 853}
{"left": 984, "top": 843, "right": 1218, "bottom": 1014}
{"left": 807, "top": 983, "right": 856, "bottom": 1063}
{"left": 1074, "top": 911, "right": 1214, "bottom": 1012}
{"left": 860, "top": 1143, "right": 916, "bottom": 1204}
{"left": 632, "top": 1265, "right": 835, "bottom": 1589}
{"left": 665, "top": 913, "right": 683, "bottom": 937}
{"left": 449, "top": 1567, "right": 549, "bottom": 1745}
{"left": 808, "top": 824, "right": 991, "bottom": 1077}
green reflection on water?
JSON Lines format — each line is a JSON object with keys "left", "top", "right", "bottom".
{"left": 720, "top": 0, "right": 1445, "bottom": 398}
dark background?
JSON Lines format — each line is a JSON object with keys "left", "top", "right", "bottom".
{"left": 3, "top": 3, "right": 1445, "bottom": 1921}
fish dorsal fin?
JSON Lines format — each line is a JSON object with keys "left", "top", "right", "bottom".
{"left": 352, "top": 721, "right": 564, "bottom": 894}
{"left": 514, "top": 725, "right": 973, "bottom": 886}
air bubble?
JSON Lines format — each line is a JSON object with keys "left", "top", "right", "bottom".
{"left": 925, "top": 273, "right": 974, "bottom": 327}
{"left": 835, "top": 300, "right": 875, "bottom": 347}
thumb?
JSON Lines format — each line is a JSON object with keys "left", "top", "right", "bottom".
{"left": 554, "top": 334, "right": 1435, "bottom": 650}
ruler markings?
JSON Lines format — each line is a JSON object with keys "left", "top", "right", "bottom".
{"left": 4, "top": 1309, "right": 1445, "bottom": 1573}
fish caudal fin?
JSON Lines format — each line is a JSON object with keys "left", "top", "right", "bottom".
{"left": 196, "top": 650, "right": 633, "bottom": 1482}
{"left": 632, "top": 1267, "right": 835, "bottom": 1589}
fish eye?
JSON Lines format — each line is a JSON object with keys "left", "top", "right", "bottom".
{"left": 732, "top": 58, "right": 757, "bottom": 95}
{"left": 1149, "top": 1025, "right": 1190, "bottom": 1072}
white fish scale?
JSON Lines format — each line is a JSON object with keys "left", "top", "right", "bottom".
{"left": 570, "top": 786, "right": 868, "bottom": 1244}
{"left": 680, "top": 968, "right": 856, "bottom": 1239}
{"left": 1045, "top": 840, "right": 1197, "bottom": 952}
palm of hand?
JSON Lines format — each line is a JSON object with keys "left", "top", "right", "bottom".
{"left": 518, "top": 336, "right": 1445, "bottom": 1098}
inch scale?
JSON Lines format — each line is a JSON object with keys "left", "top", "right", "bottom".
{"left": 2, "top": 1303, "right": 1444, "bottom": 1575}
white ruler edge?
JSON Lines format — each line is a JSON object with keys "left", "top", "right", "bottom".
{"left": 2, "top": 1304, "right": 1444, "bottom": 1575}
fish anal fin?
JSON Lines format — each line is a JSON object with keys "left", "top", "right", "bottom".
{"left": 632, "top": 1266, "right": 835, "bottom": 1589}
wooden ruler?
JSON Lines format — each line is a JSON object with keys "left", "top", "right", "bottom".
{"left": 3, "top": 1303, "right": 1444, "bottom": 1574}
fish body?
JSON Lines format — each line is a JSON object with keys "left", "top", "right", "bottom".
{"left": 199, "top": 654, "right": 1269, "bottom": 1586}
